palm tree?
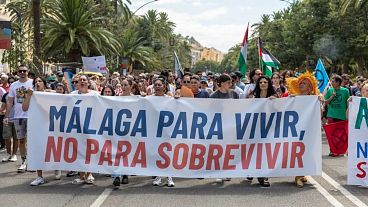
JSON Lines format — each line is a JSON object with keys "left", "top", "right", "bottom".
{"left": 119, "top": 29, "right": 157, "bottom": 71}
{"left": 42, "top": 0, "right": 121, "bottom": 62}
{"left": 33, "top": 0, "right": 42, "bottom": 73}
{"left": 341, "top": 0, "right": 368, "bottom": 14}
{"left": 137, "top": 10, "right": 175, "bottom": 44}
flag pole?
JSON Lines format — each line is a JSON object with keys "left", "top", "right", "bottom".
{"left": 258, "top": 37, "right": 262, "bottom": 71}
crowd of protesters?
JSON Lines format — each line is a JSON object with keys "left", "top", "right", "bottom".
{"left": 0, "top": 65, "right": 367, "bottom": 188}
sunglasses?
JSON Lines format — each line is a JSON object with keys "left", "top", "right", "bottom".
{"left": 18, "top": 70, "right": 28, "bottom": 73}
{"left": 72, "top": 81, "right": 78, "bottom": 84}
{"left": 183, "top": 81, "right": 190, "bottom": 84}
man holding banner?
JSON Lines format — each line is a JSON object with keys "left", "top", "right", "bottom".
{"left": 324, "top": 75, "right": 350, "bottom": 156}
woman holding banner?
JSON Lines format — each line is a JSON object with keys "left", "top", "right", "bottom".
{"left": 102, "top": 82, "right": 132, "bottom": 187}
{"left": 286, "top": 71, "right": 321, "bottom": 188}
{"left": 71, "top": 75, "right": 99, "bottom": 184}
{"left": 151, "top": 76, "right": 175, "bottom": 187}
{"left": 22, "top": 77, "right": 62, "bottom": 186}
{"left": 246, "top": 75, "right": 276, "bottom": 187}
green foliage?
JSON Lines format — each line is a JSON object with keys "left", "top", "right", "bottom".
{"left": 224, "top": 0, "right": 368, "bottom": 76}
{"left": 193, "top": 60, "right": 221, "bottom": 73}
{"left": 42, "top": 0, "right": 120, "bottom": 62}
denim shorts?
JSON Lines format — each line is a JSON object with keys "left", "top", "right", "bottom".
{"left": 14, "top": 119, "right": 27, "bottom": 139}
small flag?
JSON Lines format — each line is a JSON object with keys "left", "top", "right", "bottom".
{"left": 315, "top": 58, "right": 329, "bottom": 93}
{"left": 174, "top": 52, "right": 184, "bottom": 79}
{"left": 258, "top": 38, "right": 280, "bottom": 77}
{"left": 323, "top": 120, "right": 348, "bottom": 155}
{"left": 238, "top": 23, "right": 249, "bottom": 76}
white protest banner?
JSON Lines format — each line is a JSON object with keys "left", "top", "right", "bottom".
{"left": 348, "top": 97, "right": 368, "bottom": 185}
{"left": 82, "top": 56, "right": 107, "bottom": 74}
{"left": 28, "top": 93, "right": 322, "bottom": 178}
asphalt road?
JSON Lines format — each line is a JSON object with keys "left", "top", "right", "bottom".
{"left": 0, "top": 136, "right": 367, "bottom": 207}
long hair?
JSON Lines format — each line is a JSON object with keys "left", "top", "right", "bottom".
{"left": 101, "top": 84, "right": 116, "bottom": 96}
{"left": 253, "top": 76, "right": 276, "bottom": 98}
{"left": 33, "top": 76, "right": 46, "bottom": 89}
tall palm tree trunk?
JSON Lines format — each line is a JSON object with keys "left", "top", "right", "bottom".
{"left": 33, "top": 0, "right": 42, "bottom": 75}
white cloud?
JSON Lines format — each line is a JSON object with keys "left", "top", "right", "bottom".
{"left": 130, "top": 0, "right": 288, "bottom": 52}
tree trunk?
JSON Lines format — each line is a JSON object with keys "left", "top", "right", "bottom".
{"left": 357, "top": 56, "right": 365, "bottom": 76}
{"left": 67, "top": 49, "right": 81, "bottom": 63}
{"left": 33, "top": 0, "right": 42, "bottom": 75}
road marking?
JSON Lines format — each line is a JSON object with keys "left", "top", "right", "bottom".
{"left": 307, "top": 176, "right": 344, "bottom": 207}
{"left": 90, "top": 188, "right": 113, "bottom": 207}
{"left": 322, "top": 172, "right": 368, "bottom": 207}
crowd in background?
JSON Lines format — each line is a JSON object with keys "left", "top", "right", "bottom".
{"left": 0, "top": 65, "right": 367, "bottom": 188}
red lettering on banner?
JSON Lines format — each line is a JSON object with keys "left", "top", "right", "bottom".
{"left": 114, "top": 141, "right": 131, "bottom": 167}
{"left": 241, "top": 144, "right": 255, "bottom": 169}
{"left": 156, "top": 142, "right": 172, "bottom": 169}
{"left": 206, "top": 144, "right": 223, "bottom": 170}
{"left": 64, "top": 137, "right": 78, "bottom": 163}
{"left": 256, "top": 143, "right": 263, "bottom": 169}
{"left": 266, "top": 143, "right": 281, "bottom": 169}
{"left": 356, "top": 162, "right": 367, "bottom": 178}
{"left": 223, "top": 144, "right": 238, "bottom": 170}
{"left": 131, "top": 142, "right": 147, "bottom": 168}
{"left": 290, "top": 142, "right": 305, "bottom": 168}
{"left": 45, "top": 136, "right": 63, "bottom": 162}
{"left": 189, "top": 144, "right": 206, "bottom": 170}
{"left": 85, "top": 139, "right": 99, "bottom": 164}
{"left": 173, "top": 143, "right": 189, "bottom": 170}
{"left": 282, "top": 142, "right": 289, "bottom": 168}
{"left": 99, "top": 140, "right": 112, "bottom": 166}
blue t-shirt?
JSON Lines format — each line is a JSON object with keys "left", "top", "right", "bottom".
{"left": 194, "top": 90, "right": 209, "bottom": 98}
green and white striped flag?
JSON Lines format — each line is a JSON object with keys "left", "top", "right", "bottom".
{"left": 237, "top": 23, "right": 249, "bottom": 76}
{"left": 258, "top": 38, "right": 280, "bottom": 77}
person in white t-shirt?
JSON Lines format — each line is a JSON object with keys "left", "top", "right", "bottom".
{"left": 3, "top": 65, "right": 33, "bottom": 173}
{"left": 243, "top": 69, "right": 263, "bottom": 98}
{"left": 70, "top": 75, "right": 99, "bottom": 185}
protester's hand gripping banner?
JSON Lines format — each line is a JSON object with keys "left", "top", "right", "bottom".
{"left": 348, "top": 97, "right": 368, "bottom": 185}
{"left": 28, "top": 93, "right": 322, "bottom": 178}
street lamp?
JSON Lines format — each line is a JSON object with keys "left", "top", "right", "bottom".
{"left": 132, "top": 0, "right": 159, "bottom": 16}
{"left": 117, "top": 0, "right": 159, "bottom": 70}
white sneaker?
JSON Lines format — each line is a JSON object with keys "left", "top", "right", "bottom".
{"left": 55, "top": 170, "right": 62, "bottom": 180}
{"left": 72, "top": 178, "right": 85, "bottom": 184}
{"left": 152, "top": 177, "right": 162, "bottom": 186}
{"left": 167, "top": 177, "right": 175, "bottom": 187}
{"left": 85, "top": 174, "right": 95, "bottom": 184}
{"left": 17, "top": 159, "right": 27, "bottom": 172}
{"left": 1, "top": 154, "right": 11, "bottom": 162}
{"left": 30, "top": 177, "right": 45, "bottom": 186}
{"left": 215, "top": 178, "right": 223, "bottom": 183}
{"left": 9, "top": 154, "right": 17, "bottom": 162}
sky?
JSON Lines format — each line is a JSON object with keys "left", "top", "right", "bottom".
{"left": 129, "top": 0, "right": 289, "bottom": 53}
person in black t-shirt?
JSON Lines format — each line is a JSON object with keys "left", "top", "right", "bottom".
{"left": 210, "top": 74, "right": 239, "bottom": 99}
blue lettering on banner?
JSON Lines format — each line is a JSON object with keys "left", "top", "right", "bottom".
{"left": 48, "top": 101, "right": 306, "bottom": 141}
{"left": 48, "top": 104, "right": 147, "bottom": 137}
{"left": 357, "top": 142, "right": 368, "bottom": 158}
{"left": 49, "top": 106, "right": 67, "bottom": 132}
{"left": 190, "top": 112, "right": 207, "bottom": 139}
{"left": 131, "top": 110, "right": 147, "bottom": 137}
{"left": 235, "top": 111, "right": 303, "bottom": 140}
{"left": 115, "top": 109, "right": 132, "bottom": 136}
{"left": 171, "top": 112, "right": 188, "bottom": 139}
